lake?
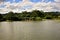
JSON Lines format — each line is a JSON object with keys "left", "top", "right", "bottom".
{"left": 0, "top": 20, "right": 60, "bottom": 40}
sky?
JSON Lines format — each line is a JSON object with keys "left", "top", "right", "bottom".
{"left": 0, "top": 0, "right": 60, "bottom": 14}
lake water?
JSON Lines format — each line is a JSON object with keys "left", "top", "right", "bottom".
{"left": 0, "top": 20, "right": 60, "bottom": 40}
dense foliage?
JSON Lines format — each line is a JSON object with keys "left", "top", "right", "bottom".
{"left": 0, "top": 10, "right": 60, "bottom": 21}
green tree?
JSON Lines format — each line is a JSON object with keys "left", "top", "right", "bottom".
{"left": 4, "top": 11, "right": 15, "bottom": 21}
{"left": 0, "top": 14, "right": 3, "bottom": 21}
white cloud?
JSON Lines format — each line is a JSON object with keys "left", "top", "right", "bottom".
{"left": 55, "top": 0, "right": 60, "bottom": 2}
{"left": 0, "top": 0, "right": 60, "bottom": 14}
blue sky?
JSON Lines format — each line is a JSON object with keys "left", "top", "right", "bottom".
{"left": 5, "top": 0, "right": 55, "bottom": 3}
{"left": 0, "top": 0, "right": 60, "bottom": 13}
{"left": 5, "top": 0, "right": 22, "bottom": 3}
{"left": 30, "top": 0, "right": 55, "bottom": 3}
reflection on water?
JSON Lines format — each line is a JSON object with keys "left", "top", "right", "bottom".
{"left": 0, "top": 20, "right": 60, "bottom": 40}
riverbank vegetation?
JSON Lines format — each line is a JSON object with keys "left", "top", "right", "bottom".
{"left": 0, "top": 10, "right": 60, "bottom": 21}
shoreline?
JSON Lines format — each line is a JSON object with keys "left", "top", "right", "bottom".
{"left": 0, "top": 19, "right": 60, "bottom": 22}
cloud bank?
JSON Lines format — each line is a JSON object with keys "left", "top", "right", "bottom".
{"left": 0, "top": 0, "right": 60, "bottom": 14}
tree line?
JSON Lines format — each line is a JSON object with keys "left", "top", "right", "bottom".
{"left": 0, "top": 10, "right": 60, "bottom": 21}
